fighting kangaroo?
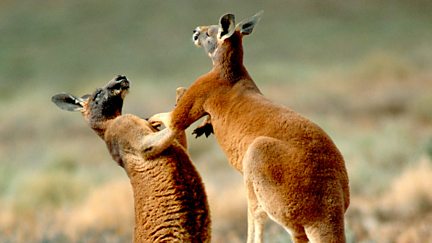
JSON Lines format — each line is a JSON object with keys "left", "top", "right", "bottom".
{"left": 145, "top": 12, "right": 349, "bottom": 243}
{"left": 52, "top": 76, "right": 211, "bottom": 242}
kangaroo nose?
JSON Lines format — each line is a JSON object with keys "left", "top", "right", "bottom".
{"left": 113, "top": 75, "right": 130, "bottom": 89}
{"left": 115, "top": 75, "right": 127, "bottom": 81}
{"left": 192, "top": 28, "right": 200, "bottom": 41}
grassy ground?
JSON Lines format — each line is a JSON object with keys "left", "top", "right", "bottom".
{"left": 1, "top": 0, "right": 432, "bottom": 242}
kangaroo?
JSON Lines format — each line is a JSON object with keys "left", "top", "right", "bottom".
{"left": 51, "top": 76, "right": 211, "bottom": 243}
{"left": 145, "top": 12, "right": 350, "bottom": 243}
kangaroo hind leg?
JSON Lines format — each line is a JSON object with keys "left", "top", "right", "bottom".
{"left": 244, "top": 172, "right": 268, "bottom": 243}
{"left": 243, "top": 136, "right": 311, "bottom": 243}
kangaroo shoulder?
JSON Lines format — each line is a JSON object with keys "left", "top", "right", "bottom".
{"left": 106, "top": 115, "right": 154, "bottom": 141}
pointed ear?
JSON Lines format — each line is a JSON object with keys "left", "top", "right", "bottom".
{"left": 236, "top": 11, "right": 263, "bottom": 36}
{"left": 218, "top": 13, "right": 236, "bottom": 41}
{"left": 175, "top": 87, "right": 187, "bottom": 105}
{"left": 51, "top": 93, "right": 85, "bottom": 112}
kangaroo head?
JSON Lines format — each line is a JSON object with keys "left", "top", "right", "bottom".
{"left": 52, "top": 75, "right": 130, "bottom": 136}
{"left": 192, "top": 11, "right": 262, "bottom": 63}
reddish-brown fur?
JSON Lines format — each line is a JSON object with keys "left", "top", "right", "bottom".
{"left": 147, "top": 12, "right": 349, "bottom": 243}
{"left": 52, "top": 78, "right": 210, "bottom": 242}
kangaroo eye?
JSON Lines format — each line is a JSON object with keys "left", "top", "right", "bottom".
{"left": 205, "top": 31, "right": 210, "bottom": 37}
{"left": 93, "top": 89, "right": 102, "bottom": 101}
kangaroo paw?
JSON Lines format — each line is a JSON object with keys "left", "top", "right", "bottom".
{"left": 192, "top": 122, "right": 214, "bottom": 138}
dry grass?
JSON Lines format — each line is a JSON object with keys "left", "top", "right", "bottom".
{"left": 207, "top": 181, "right": 248, "bottom": 242}
{"left": 379, "top": 157, "right": 432, "bottom": 219}
{"left": 0, "top": 178, "right": 133, "bottom": 242}
{"left": 347, "top": 157, "right": 432, "bottom": 243}
{"left": 64, "top": 179, "right": 134, "bottom": 242}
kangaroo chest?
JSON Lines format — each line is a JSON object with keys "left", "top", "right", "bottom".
{"left": 205, "top": 99, "right": 261, "bottom": 172}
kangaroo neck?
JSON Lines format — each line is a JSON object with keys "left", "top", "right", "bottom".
{"left": 211, "top": 39, "right": 250, "bottom": 82}
{"left": 212, "top": 61, "right": 249, "bottom": 82}
{"left": 89, "top": 118, "right": 115, "bottom": 139}
{"left": 85, "top": 108, "right": 122, "bottom": 139}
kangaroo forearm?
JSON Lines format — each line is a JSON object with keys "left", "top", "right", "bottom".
{"left": 170, "top": 105, "right": 205, "bottom": 131}
{"left": 141, "top": 128, "right": 177, "bottom": 159}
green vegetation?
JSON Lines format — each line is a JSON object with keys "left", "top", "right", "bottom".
{"left": 1, "top": 0, "right": 432, "bottom": 242}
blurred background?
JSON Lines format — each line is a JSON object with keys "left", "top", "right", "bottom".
{"left": 1, "top": 0, "right": 432, "bottom": 242}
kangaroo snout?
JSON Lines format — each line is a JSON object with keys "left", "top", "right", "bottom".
{"left": 108, "top": 75, "right": 130, "bottom": 91}
{"left": 192, "top": 28, "right": 201, "bottom": 46}
{"left": 115, "top": 74, "right": 127, "bottom": 82}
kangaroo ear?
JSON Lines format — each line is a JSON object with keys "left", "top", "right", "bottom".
{"left": 218, "top": 13, "right": 236, "bottom": 41}
{"left": 51, "top": 93, "right": 85, "bottom": 112}
{"left": 175, "top": 87, "right": 187, "bottom": 105}
{"left": 237, "top": 11, "right": 263, "bottom": 36}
